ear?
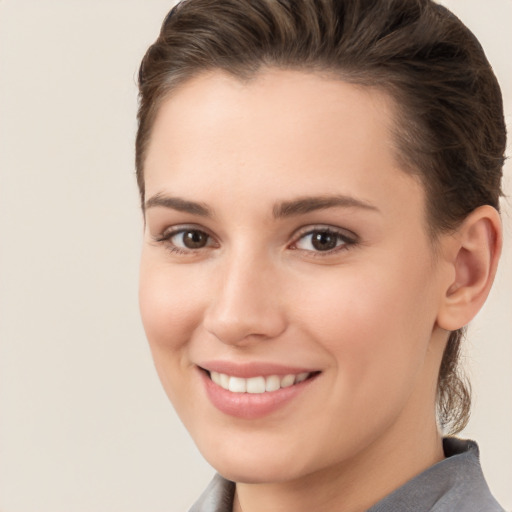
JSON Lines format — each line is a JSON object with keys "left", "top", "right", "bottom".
{"left": 437, "top": 205, "right": 502, "bottom": 331}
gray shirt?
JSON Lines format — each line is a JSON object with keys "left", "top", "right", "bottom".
{"left": 189, "top": 438, "right": 505, "bottom": 512}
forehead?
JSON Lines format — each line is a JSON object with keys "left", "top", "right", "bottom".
{"left": 147, "top": 68, "right": 398, "bottom": 162}
{"left": 144, "top": 68, "right": 424, "bottom": 222}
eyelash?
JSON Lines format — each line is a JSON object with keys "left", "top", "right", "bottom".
{"left": 153, "top": 225, "right": 358, "bottom": 257}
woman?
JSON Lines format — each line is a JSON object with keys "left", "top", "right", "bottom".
{"left": 136, "top": 0, "right": 506, "bottom": 510}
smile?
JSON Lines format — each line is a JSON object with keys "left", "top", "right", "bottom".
{"left": 209, "top": 371, "right": 312, "bottom": 394}
{"left": 199, "top": 365, "right": 320, "bottom": 419}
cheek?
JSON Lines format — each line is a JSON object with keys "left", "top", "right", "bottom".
{"left": 139, "top": 259, "right": 204, "bottom": 354}
{"left": 138, "top": 260, "right": 207, "bottom": 412}
{"left": 295, "top": 260, "right": 437, "bottom": 384}
{"left": 289, "top": 270, "right": 436, "bottom": 453}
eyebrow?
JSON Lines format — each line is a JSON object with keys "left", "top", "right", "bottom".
{"left": 273, "top": 195, "right": 380, "bottom": 218}
{"left": 144, "top": 193, "right": 379, "bottom": 218}
{"left": 145, "top": 193, "right": 212, "bottom": 217}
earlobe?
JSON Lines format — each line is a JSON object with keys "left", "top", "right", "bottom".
{"left": 437, "top": 205, "right": 502, "bottom": 331}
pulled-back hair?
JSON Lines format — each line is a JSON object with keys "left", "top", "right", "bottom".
{"left": 136, "top": 0, "right": 506, "bottom": 433}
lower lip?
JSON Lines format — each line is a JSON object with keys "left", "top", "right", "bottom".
{"left": 200, "top": 369, "right": 318, "bottom": 420}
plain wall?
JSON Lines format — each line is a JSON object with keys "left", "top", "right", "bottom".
{"left": 0, "top": 1, "right": 510, "bottom": 510}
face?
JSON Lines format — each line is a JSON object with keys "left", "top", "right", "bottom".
{"left": 139, "top": 69, "right": 448, "bottom": 484}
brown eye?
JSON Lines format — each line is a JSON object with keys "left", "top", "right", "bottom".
{"left": 310, "top": 231, "right": 338, "bottom": 251}
{"left": 154, "top": 226, "right": 217, "bottom": 254}
{"left": 179, "top": 230, "right": 209, "bottom": 249}
{"left": 293, "top": 228, "right": 356, "bottom": 253}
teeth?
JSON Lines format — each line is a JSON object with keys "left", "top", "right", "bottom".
{"left": 219, "top": 373, "right": 230, "bottom": 389}
{"left": 209, "top": 371, "right": 312, "bottom": 394}
{"left": 280, "top": 374, "right": 295, "bottom": 388}
{"left": 296, "top": 372, "right": 309, "bottom": 383}
{"left": 265, "top": 375, "right": 281, "bottom": 392}
{"left": 247, "top": 376, "right": 266, "bottom": 394}
{"left": 228, "top": 377, "right": 246, "bottom": 393}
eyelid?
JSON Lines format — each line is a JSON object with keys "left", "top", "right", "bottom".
{"left": 291, "top": 224, "right": 358, "bottom": 243}
{"left": 153, "top": 222, "right": 213, "bottom": 238}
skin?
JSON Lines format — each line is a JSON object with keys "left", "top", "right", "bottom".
{"left": 139, "top": 68, "right": 501, "bottom": 512}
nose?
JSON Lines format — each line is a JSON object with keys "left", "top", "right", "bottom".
{"left": 203, "top": 252, "right": 287, "bottom": 346}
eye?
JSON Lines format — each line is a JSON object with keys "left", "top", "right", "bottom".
{"left": 172, "top": 229, "right": 210, "bottom": 249}
{"left": 154, "top": 226, "right": 216, "bottom": 253}
{"left": 292, "top": 227, "right": 357, "bottom": 253}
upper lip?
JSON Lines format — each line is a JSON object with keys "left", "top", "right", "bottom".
{"left": 198, "top": 360, "right": 318, "bottom": 378}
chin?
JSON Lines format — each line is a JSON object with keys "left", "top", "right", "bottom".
{"left": 193, "top": 431, "right": 320, "bottom": 484}
{"left": 209, "top": 455, "right": 306, "bottom": 485}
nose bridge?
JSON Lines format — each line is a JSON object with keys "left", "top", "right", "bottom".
{"left": 203, "top": 244, "right": 286, "bottom": 345}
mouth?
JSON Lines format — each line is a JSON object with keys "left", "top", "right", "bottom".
{"left": 198, "top": 365, "right": 321, "bottom": 419}
{"left": 206, "top": 369, "right": 317, "bottom": 394}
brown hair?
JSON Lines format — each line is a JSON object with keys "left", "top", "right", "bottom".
{"left": 136, "top": 0, "right": 506, "bottom": 433}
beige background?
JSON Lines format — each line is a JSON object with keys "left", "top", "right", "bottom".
{"left": 0, "top": 1, "right": 510, "bottom": 511}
